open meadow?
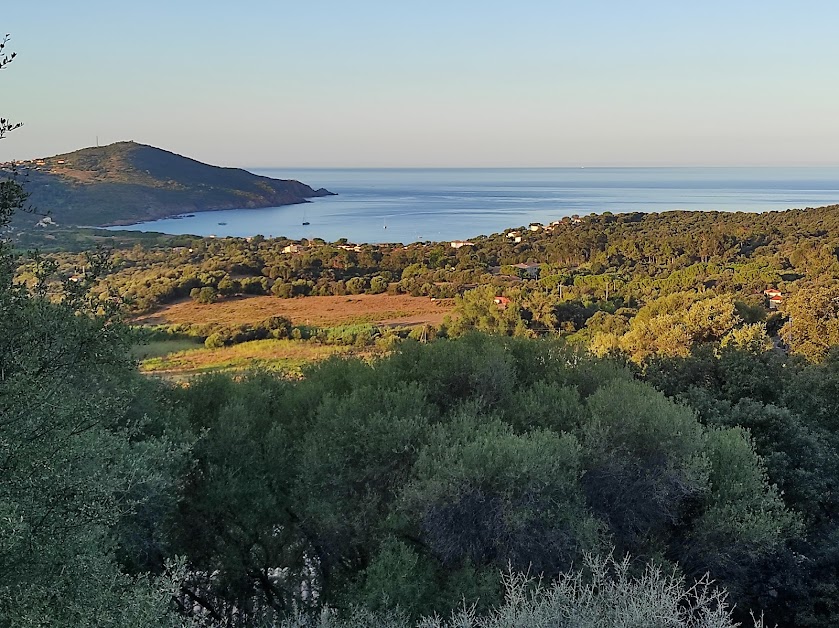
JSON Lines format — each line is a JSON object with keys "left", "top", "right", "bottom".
{"left": 129, "top": 294, "right": 451, "bottom": 377}
{"left": 138, "top": 338, "right": 368, "bottom": 378}
{"left": 133, "top": 293, "right": 455, "bottom": 328}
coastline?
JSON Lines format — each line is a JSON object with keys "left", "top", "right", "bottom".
{"left": 104, "top": 165, "right": 839, "bottom": 244}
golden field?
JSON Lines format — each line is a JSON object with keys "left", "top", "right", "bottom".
{"left": 133, "top": 293, "right": 455, "bottom": 328}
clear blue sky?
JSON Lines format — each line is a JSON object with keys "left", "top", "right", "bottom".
{"left": 2, "top": 1, "right": 838, "bottom": 167}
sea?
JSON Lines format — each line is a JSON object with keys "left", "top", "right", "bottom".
{"left": 107, "top": 167, "right": 839, "bottom": 244}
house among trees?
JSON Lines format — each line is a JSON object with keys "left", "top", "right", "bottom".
{"left": 513, "top": 262, "right": 541, "bottom": 279}
{"left": 493, "top": 296, "right": 511, "bottom": 308}
{"left": 764, "top": 288, "right": 783, "bottom": 309}
{"left": 450, "top": 240, "right": 474, "bottom": 249}
{"left": 282, "top": 244, "right": 304, "bottom": 254}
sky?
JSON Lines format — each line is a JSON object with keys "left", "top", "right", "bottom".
{"left": 2, "top": 1, "right": 839, "bottom": 167}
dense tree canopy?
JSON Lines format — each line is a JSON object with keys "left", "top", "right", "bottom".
{"left": 152, "top": 334, "right": 813, "bottom": 625}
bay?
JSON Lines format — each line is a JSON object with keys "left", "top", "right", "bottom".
{"left": 107, "top": 167, "right": 839, "bottom": 244}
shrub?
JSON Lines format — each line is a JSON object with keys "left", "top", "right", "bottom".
{"left": 369, "top": 275, "right": 389, "bottom": 294}
{"left": 273, "top": 554, "right": 763, "bottom": 628}
{"left": 189, "top": 286, "right": 218, "bottom": 304}
{"left": 204, "top": 332, "right": 225, "bottom": 349}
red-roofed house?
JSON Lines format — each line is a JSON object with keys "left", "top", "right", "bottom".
{"left": 764, "top": 288, "right": 783, "bottom": 309}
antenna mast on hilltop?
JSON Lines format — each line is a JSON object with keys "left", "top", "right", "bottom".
{"left": 96, "top": 136, "right": 99, "bottom": 147}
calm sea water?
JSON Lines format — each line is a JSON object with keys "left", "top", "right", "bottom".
{"left": 108, "top": 167, "right": 839, "bottom": 244}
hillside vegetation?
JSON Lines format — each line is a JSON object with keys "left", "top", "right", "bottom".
{"left": 4, "top": 141, "right": 333, "bottom": 226}
{"left": 22, "top": 202, "right": 839, "bottom": 369}
{"left": 12, "top": 200, "right": 839, "bottom": 626}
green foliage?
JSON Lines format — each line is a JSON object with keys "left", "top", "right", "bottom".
{"left": 355, "top": 538, "right": 438, "bottom": 616}
{"left": 782, "top": 284, "right": 839, "bottom": 362}
{"left": 369, "top": 274, "right": 389, "bottom": 294}
{"left": 160, "top": 334, "right": 805, "bottom": 624}
{"left": 400, "top": 409, "right": 599, "bottom": 578}
{"left": 274, "top": 554, "right": 764, "bottom": 628}
{"left": 0, "top": 53, "right": 189, "bottom": 623}
{"left": 204, "top": 330, "right": 225, "bottom": 348}
{"left": 190, "top": 285, "right": 218, "bottom": 303}
{"left": 0, "top": 252, "right": 190, "bottom": 625}
{"left": 449, "top": 285, "right": 530, "bottom": 337}
{"left": 346, "top": 275, "right": 368, "bottom": 294}
{"left": 170, "top": 373, "right": 312, "bottom": 621}
{"left": 619, "top": 293, "right": 742, "bottom": 361}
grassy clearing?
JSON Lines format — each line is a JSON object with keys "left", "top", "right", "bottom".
{"left": 130, "top": 294, "right": 451, "bottom": 378}
{"left": 140, "top": 338, "right": 366, "bottom": 377}
{"left": 133, "top": 294, "right": 454, "bottom": 328}
{"left": 130, "top": 337, "right": 204, "bottom": 360}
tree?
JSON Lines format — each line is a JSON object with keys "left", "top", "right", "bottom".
{"left": 0, "top": 36, "right": 22, "bottom": 141}
{"left": 449, "top": 285, "right": 530, "bottom": 337}
{"left": 345, "top": 275, "right": 367, "bottom": 294}
{"left": 782, "top": 284, "right": 839, "bottom": 362}
{"left": 189, "top": 285, "right": 218, "bottom": 303}
{"left": 0, "top": 38, "right": 188, "bottom": 626}
{"left": 369, "top": 274, "right": 388, "bottom": 294}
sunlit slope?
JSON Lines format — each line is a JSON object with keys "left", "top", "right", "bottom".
{"left": 8, "top": 141, "right": 333, "bottom": 226}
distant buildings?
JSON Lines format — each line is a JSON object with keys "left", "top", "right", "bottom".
{"left": 512, "top": 262, "right": 541, "bottom": 279}
{"left": 450, "top": 240, "right": 474, "bottom": 249}
{"left": 764, "top": 288, "right": 784, "bottom": 309}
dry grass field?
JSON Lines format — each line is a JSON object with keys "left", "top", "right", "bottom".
{"left": 134, "top": 294, "right": 455, "bottom": 328}
{"left": 140, "top": 339, "right": 367, "bottom": 377}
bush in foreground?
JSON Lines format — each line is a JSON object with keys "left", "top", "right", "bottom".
{"left": 274, "top": 554, "right": 762, "bottom": 628}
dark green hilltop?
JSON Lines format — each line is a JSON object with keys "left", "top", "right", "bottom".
{"left": 3, "top": 141, "right": 334, "bottom": 226}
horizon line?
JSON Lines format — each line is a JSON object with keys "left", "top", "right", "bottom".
{"left": 244, "top": 163, "right": 839, "bottom": 170}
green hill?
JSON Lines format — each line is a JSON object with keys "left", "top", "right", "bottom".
{"left": 5, "top": 141, "right": 334, "bottom": 226}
